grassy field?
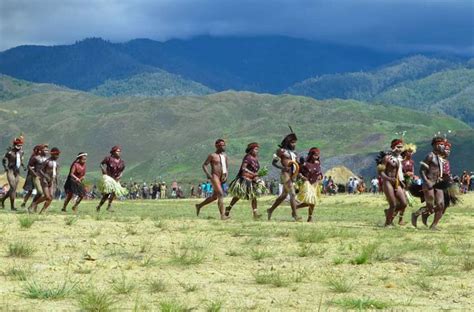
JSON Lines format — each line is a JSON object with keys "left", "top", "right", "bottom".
{"left": 0, "top": 193, "right": 473, "bottom": 311}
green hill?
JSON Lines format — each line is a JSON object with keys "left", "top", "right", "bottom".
{"left": 0, "top": 83, "right": 471, "bottom": 183}
{"left": 0, "top": 74, "right": 67, "bottom": 101}
{"left": 285, "top": 56, "right": 457, "bottom": 100}
{"left": 373, "top": 68, "right": 474, "bottom": 125}
{"left": 90, "top": 71, "right": 215, "bottom": 97}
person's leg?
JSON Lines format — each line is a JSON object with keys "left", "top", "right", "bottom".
{"left": 72, "top": 196, "right": 83, "bottom": 213}
{"left": 430, "top": 189, "right": 445, "bottom": 230}
{"left": 21, "top": 190, "right": 33, "bottom": 208}
{"left": 267, "top": 191, "right": 288, "bottom": 220}
{"left": 8, "top": 171, "right": 19, "bottom": 210}
{"left": 382, "top": 181, "right": 397, "bottom": 226}
{"left": 39, "top": 186, "right": 52, "bottom": 214}
{"left": 209, "top": 176, "right": 227, "bottom": 220}
{"left": 225, "top": 196, "right": 240, "bottom": 216}
{"left": 394, "top": 187, "right": 408, "bottom": 225}
{"left": 96, "top": 193, "right": 110, "bottom": 211}
{"left": 30, "top": 178, "right": 45, "bottom": 213}
{"left": 195, "top": 194, "right": 217, "bottom": 216}
{"left": 307, "top": 204, "right": 315, "bottom": 222}
{"left": 107, "top": 193, "right": 116, "bottom": 211}
{"left": 251, "top": 198, "right": 261, "bottom": 218}
{"left": 62, "top": 192, "right": 73, "bottom": 211}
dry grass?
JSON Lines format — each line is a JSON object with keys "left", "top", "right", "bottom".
{"left": 0, "top": 193, "right": 472, "bottom": 311}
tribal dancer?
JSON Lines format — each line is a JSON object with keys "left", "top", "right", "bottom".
{"left": 21, "top": 145, "right": 41, "bottom": 208}
{"left": 395, "top": 143, "right": 417, "bottom": 225}
{"left": 1, "top": 136, "right": 25, "bottom": 211}
{"left": 32, "top": 147, "right": 61, "bottom": 214}
{"left": 27, "top": 144, "right": 48, "bottom": 213}
{"left": 411, "top": 138, "right": 458, "bottom": 228}
{"left": 267, "top": 129, "right": 301, "bottom": 221}
{"left": 226, "top": 142, "right": 267, "bottom": 219}
{"left": 411, "top": 137, "right": 447, "bottom": 230}
{"left": 195, "top": 139, "right": 229, "bottom": 220}
{"left": 376, "top": 139, "right": 407, "bottom": 227}
{"left": 296, "top": 147, "right": 323, "bottom": 222}
{"left": 62, "top": 152, "right": 87, "bottom": 213}
{"left": 97, "top": 146, "right": 126, "bottom": 212}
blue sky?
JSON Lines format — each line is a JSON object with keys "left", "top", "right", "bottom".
{"left": 0, "top": 0, "right": 472, "bottom": 53}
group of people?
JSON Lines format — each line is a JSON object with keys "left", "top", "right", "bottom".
{"left": 0, "top": 136, "right": 126, "bottom": 214}
{"left": 0, "top": 132, "right": 465, "bottom": 230}
{"left": 377, "top": 137, "right": 458, "bottom": 230}
{"left": 195, "top": 130, "right": 323, "bottom": 222}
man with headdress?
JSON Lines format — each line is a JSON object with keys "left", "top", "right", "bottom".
{"left": 376, "top": 139, "right": 407, "bottom": 226}
{"left": 267, "top": 129, "right": 301, "bottom": 221}
{"left": 1, "top": 136, "right": 25, "bottom": 211}
{"left": 412, "top": 138, "right": 458, "bottom": 228}
{"left": 62, "top": 152, "right": 88, "bottom": 213}
{"left": 97, "top": 146, "right": 127, "bottom": 212}
{"left": 226, "top": 142, "right": 267, "bottom": 219}
{"left": 195, "top": 139, "right": 229, "bottom": 220}
{"left": 296, "top": 147, "right": 323, "bottom": 222}
{"left": 411, "top": 137, "right": 447, "bottom": 230}
{"left": 31, "top": 147, "right": 61, "bottom": 214}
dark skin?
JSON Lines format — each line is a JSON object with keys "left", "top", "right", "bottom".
{"left": 1, "top": 144, "right": 25, "bottom": 210}
{"left": 62, "top": 155, "right": 87, "bottom": 213}
{"left": 195, "top": 143, "right": 229, "bottom": 220}
{"left": 267, "top": 140, "right": 300, "bottom": 221}
{"left": 97, "top": 150, "right": 123, "bottom": 212}
{"left": 296, "top": 152, "right": 322, "bottom": 222}
{"left": 28, "top": 146, "right": 48, "bottom": 213}
{"left": 225, "top": 147, "right": 261, "bottom": 219}
{"left": 36, "top": 154, "right": 60, "bottom": 214}
{"left": 420, "top": 143, "right": 445, "bottom": 230}
{"left": 380, "top": 143, "right": 407, "bottom": 226}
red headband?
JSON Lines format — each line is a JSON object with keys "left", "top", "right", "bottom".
{"left": 391, "top": 139, "right": 403, "bottom": 149}
{"left": 50, "top": 147, "right": 61, "bottom": 155}
{"left": 13, "top": 136, "right": 24, "bottom": 145}
{"left": 111, "top": 145, "right": 121, "bottom": 153}
{"left": 309, "top": 147, "right": 320, "bottom": 155}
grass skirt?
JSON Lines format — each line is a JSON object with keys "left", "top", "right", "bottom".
{"left": 296, "top": 181, "right": 321, "bottom": 205}
{"left": 64, "top": 176, "right": 86, "bottom": 197}
{"left": 98, "top": 175, "right": 128, "bottom": 197}
{"left": 228, "top": 177, "right": 267, "bottom": 200}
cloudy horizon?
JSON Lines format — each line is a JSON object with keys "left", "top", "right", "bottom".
{"left": 0, "top": 0, "right": 473, "bottom": 54}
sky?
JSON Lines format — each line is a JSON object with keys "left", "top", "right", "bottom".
{"left": 0, "top": 0, "right": 473, "bottom": 53}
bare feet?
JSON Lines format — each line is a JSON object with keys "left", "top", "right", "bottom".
{"left": 292, "top": 214, "right": 303, "bottom": 222}
{"left": 225, "top": 206, "right": 232, "bottom": 217}
{"left": 430, "top": 225, "right": 440, "bottom": 231}
{"left": 422, "top": 214, "right": 429, "bottom": 227}
{"left": 195, "top": 204, "right": 201, "bottom": 216}
{"left": 253, "top": 210, "right": 262, "bottom": 220}
{"left": 411, "top": 212, "right": 418, "bottom": 227}
{"left": 266, "top": 209, "right": 273, "bottom": 221}
{"left": 307, "top": 216, "right": 313, "bottom": 222}
{"left": 220, "top": 215, "right": 230, "bottom": 220}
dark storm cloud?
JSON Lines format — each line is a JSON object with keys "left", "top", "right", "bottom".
{"left": 0, "top": 0, "right": 472, "bottom": 53}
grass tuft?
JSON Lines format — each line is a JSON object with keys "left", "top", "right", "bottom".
{"left": 77, "top": 289, "right": 117, "bottom": 312}
{"left": 18, "top": 215, "right": 36, "bottom": 229}
{"left": 205, "top": 300, "right": 224, "bottom": 312}
{"left": 110, "top": 274, "right": 136, "bottom": 295}
{"left": 4, "top": 266, "right": 31, "bottom": 281}
{"left": 159, "top": 300, "right": 191, "bottom": 312}
{"left": 22, "top": 280, "right": 76, "bottom": 300}
{"left": 64, "top": 216, "right": 78, "bottom": 226}
{"left": 7, "top": 241, "right": 36, "bottom": 258}
{"left": 350, "top": 243, "right": 379, "bottom": 265}
{"left": 325, "top": 275, "right": 355, "bottom": 293}
{"left": 331, "top": 297, "right": 391, "bottom": 310}
{"left": 148, "top": 278, "right": 166, "bottom": 293}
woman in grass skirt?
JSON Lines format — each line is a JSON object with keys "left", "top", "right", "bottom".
{"left": 296, "top": 147, "right": 323, "bottom": 222}
{"left": 96, "top": 146, "right": 127, "bottom": 212}
{"left": 62, "top": 152, "right": 87, "bottom": 213}
{"left": 226, "top": 142, "right": 267, "bottom": 219}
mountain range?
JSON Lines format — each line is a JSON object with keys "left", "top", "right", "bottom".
{"left": 0, "top": 36, "right": 472, "bottom": 183}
